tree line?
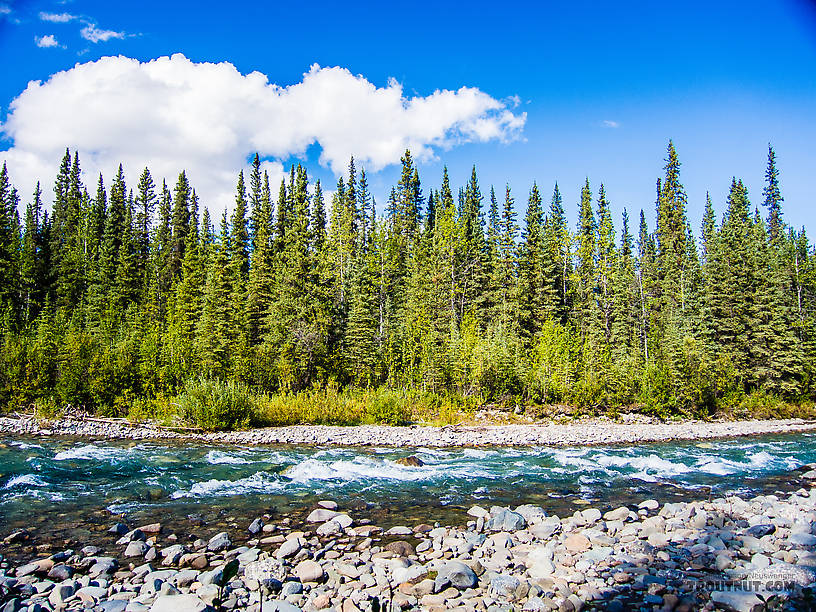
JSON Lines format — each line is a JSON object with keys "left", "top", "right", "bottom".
{"left": 0, "top": 141, "right": 813, "bottom": 418}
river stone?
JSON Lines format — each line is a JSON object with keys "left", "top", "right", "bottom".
{"left": 207, "top": 532, "right": 231, "bottom": 552}
{"left": 248, "top": 518, "right": 264, "bottom": 535}
{"left": 746, "top": 524, "right": 776, "bottom": 538}
{"left": 295, "top": 560, "right": 324, "bottom": 583}
{"left": 790, "top": 532, "right": 816, "bottom": 546}
{"left": 386, "top": 526, "right": 413, "bottom": 536}
{"left": 638, "top": 499, "right": 659, "bottom": 511}
{"left": 487, "top": 507, "right": 527, "bottom": 532}
{"left": 316, "top": 520, "right": 341, "bottom": 536}
{"left": 516, "top": 504, "right": 547, "bottom": 522}
{"left": 125, "top": 541, "right": 149, "bottom": 557}
{"left": 261, "top": 601, "right": 301, "bottom": 612}
{"left": 603, "top": 506, "right": 630, "bottom": 521}
{"left": 48, "top": 563, "right": 73, "bottom": 581}
{"left": 90, "top": 557, "right": 117, "bottom": 577}
{"left": 396, "top": 455, "right": 424, "bottom": 467}
{"left": 149, "top": 594, "right": 209, "bottom": 612}
{"left": 77, "top": 585, "right": 108, "bottom": 602}
{"left": 48, "top": 582, "right": 76, "bottom": 607}
{"left": 385, "top": 540, "right": 415, "bottom": 557}
{"left": 307, "top": 508, "right": 338, "bottom": 522}
{"left": 280, "top": 581, "right": 303, "bottom": 596}
{"left": 317, "top": 500, "right": 338, "bottom": 510}
{"left": 275, "top": 538, "right": 301, "bottom": 559}
{"left": 109, "top": 523, "right": 129, "bottom": 536}
{"left": 581, "top": 508, "right": 602, "bottom": 524}
{"left": 467, "top": 505, "right": 489, "bottom": 518}
{"left": 434, "top": 561, "right": 477, "bottom": 590}
{"left": 392, "top": 563, "right": 428, "bottom": 585}
{"left": 99, "top": 602, "right": 128, "bottom": 612}
{"left": 565, "top": 534, "right": 591, "bottom": 553}
{"left": 710, "top": 590, "right": 765, "bottom": 612}
{"left": 490, "top": 574, "right": 521, "bottom": 598}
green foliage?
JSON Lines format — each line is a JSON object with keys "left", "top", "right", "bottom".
{"left": 0, "top": 143, "right": 814, "bottom": 426}
{"left": 177, "top": 378, "right": 255, "bottom": 431}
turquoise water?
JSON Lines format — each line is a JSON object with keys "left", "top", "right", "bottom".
{"left": 1, "top": 433, "right": 814, "bottom": 536}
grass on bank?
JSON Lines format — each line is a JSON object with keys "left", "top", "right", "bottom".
{"left": 16, "top": 377, "right": 816, "bottom": 432}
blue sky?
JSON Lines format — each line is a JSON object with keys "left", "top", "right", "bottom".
{"left": 1, "top": 0, "right": 815, "bottom": 235}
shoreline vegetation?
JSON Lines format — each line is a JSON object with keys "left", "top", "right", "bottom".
{"left": 1, "top": 142, "right": 816, "bottom": 427}
{"left": 2, "top": 414, "right": 816, "bottom": 448}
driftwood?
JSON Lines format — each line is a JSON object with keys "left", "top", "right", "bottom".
{"left": 8, "top": 410, "right": 205, "bottom": 433}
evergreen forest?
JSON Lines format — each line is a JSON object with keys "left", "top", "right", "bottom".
{"left": 0, "top": 141, "right": 813, "bottom": 428}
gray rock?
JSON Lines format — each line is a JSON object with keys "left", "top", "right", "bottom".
{"left": 434, "top": 561, "right": 477, "bottom": 591}
{"left": 306, "top": 508, "right": 338, "bottom": 522}
{"left": 280, "top": 581, "right": 303, "bottom": 596}
{"left": 261, "top": 601, "right": 301, "bottom": 612}
{"left": 76, "top": 585, "right": 108, "bottom": 602}
{"left": 709, "top": 590, "right": 765, "bottom": 612}
{"left": 248, "top": 518, "right": 264, "bottom": 535}
{"left": 790, "top": 532, "right": 816, "bottom": 546}
{"left": 486, "top": 507, "right": 527, "bottom": 532}
{"left": 207, "top": 532, "right": 231, "bottom": 552}
{"left": 125, "top": 541, "right": 149, "bottom": 557}
{"left": 490, "top": 574, "right": 521, "bottom": 598}
{"left": 275, "top": 538, "right": 301, "bottom": 559}
{"left": 47, "top": 563, "right": 73, "bottom": 581}
{"left": 745, "top": 524, "right": 775, "bottom": 538}
{"left": 149, "top": 594, "right": 210, "bottom": 612}
{"left": 90, "top": 557, "right": 118, "bottom": 577}
{"left": 100, "top": 602, "right": 129, "bottom": 612}
{"left": 48, "top": 582, "right": 76, "bottom": 607}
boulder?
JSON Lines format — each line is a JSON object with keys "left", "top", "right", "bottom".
{"left": 486, "top": 507, "right": 527, "bottom": 532}
{"left": 207, "top": 532, "right": 231, "bottom": 552}
{"left": 307, "top": 508, "right": 338, "bottom": 523}
{"left": 395, "top": 456, "right": 425, "bottom": 467}
{"left": 709, "top": 591, "right": 765, "bottom": 612}
{"left": 434, "top": 561, "right": 477, "bottom": 591}
{"left": 149, "top": 594, "right": 210, "bottom": 612}
{"left": 295, "top": 560, "right": 324, "bottom": 583}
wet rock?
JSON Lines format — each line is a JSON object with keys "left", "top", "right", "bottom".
{"left": 248, "top": 517, "right": 264, "bottom": 535}
{"left": 139, "top": 522, "right": 162, "bottom": 534}
{"left": 745, "top": 524, "right": 775, "bottom": 538}
{"left": 385, "top": 541, "right": 415, "bottom": 557}
{"left": 395, "top": 455, "right": 424, "bottom": 467}
{"left": 307, "top": 508, "right": 338, "bottom": 522}
{"left": 109, "top": 523, "right": 129, "bottom": 536}
{"left": 317, "top": 500, "right": 338, "bottom": 510}
{"left": 207, "top": 532, "right": 231, "bottom": 552}
{"left": 47, "top": 563, "right": 73, "bottom": 581}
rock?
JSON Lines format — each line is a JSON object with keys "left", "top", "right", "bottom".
{"left": 790, "top": 532, "right": 816, "bottom": 546}
{"left": 386, "top": 526, "right": 413, "bottom": 536}
{"left": 109, "top": 523, "right": 129, "bottom": 535}
{"left": 125, "top": 541, "right": 149, "bottom": 557}
{"left": 647, "top": 533, "right": 670, "bottom": 548}
{"left": 207, "top": 532, "right": 231, "bottom": 552}
{"left": 139, "top": 522, "right": 162, "bottom": 534}
{"left": 100, "top": 602, "right": 128, "bottom": 612}
{"left": 149, "top": 594, "right": 210, "bottom": 612}
{"left": 396, "top": 455, "right": 425, "bottom": 467}
{"left": 317, "top": 500, "right": 338, "bottom": 510}
{"left": 393, "top": 563, "right": 428, "bottom": 585}
{"left": 90, "top": 557, "right": 118, "bottom": 577}
{"left": 294, "top": 560, "right": 324, "bottom": 583}
{"left": 261, "top": 601, "right": 301, "bottom": 612}
{"left": 709, "top": 590, "right": 765, "bottom": 612}
{"left": 275, "top": 538, "right": 302, "bottom": 559}
{"left": 385, "top": 540, "right": 416, "bottom": 557}
{"left": 486, "top": 507, "right": 527, "bottom": 532}
{"left": 581, "top": 508, "right": 602, "bottom": 524}
{"left": 307, "top": 508, "right": 338, "bottom": 522}
{"left": 603, "top": 506, "right": 630, "bottom": 521}
{"left": 76, "top": 585, "right": 108, "bottom": 602}
{"left": 434, "top": 560, "right": 477, "bottom": 591}
{"left": 564, "top": 534, "right": 591, "bottom": 553}
{"left": 638, "top": 500, "right": 659, "bottom": 511}
{"left": 47, "top": 564, "right": 73, "bottom": 581}
{"left": 48, "top": 582, "right": 76, "bottom": 607}
{"left": 467, "top": 505, "right": 489, "bottom": 518}
{"left": 280, "top": 581, "right": 303, "bottom": 596}
{"left": 490, "top": 574, "right": 521, "bottom": 598}
{"left": 161, "top": 544, "right": 186, "bottom": 565}
{"left": 745, "top": 524, "right": 775, "bottom": 538}
{"left": 515, "top": 504, "right": 547, "bottom": 522}
{"left": 248, "top": 517, "right": 264, "bottom": 535}
{"left": 316, "top": 520, "right": 341, "bottom": 536}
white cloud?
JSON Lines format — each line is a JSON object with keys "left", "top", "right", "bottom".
{"left": 602, "top": 119, "right": 620, "bottom": 128}
{"left": 39, "top": 11, "right": 75, "bottom": 23}
{"left": 0, "top": 54, "right": 525, "bottom": 215}
{"left": 35, "top": 34, "right": 60, "bottom": 48}
{"left": 0, "top": 5, "right": 10, "bottom": 15}
{"left": 80, "top": 23, "right": 124, "bottom": 43}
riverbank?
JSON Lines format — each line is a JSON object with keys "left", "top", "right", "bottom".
{"left": 2, "top": 468, "right": 816, "bottom": 611}
{"left": 2, "top": 415, "right": 816, "bottom": 447}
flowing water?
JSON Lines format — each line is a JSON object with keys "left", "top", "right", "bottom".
{"left": 1, "top": 432, "right": 814, "bottom": 545}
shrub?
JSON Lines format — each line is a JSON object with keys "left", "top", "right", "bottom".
{"left": 177, "top": 378, "right": 255, "bottom": 431}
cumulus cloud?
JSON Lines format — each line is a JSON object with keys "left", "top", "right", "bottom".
{"left": 0, "top": 54, "right": 526, "bottom": 214}
{"left": 80, "top": 23, "right": 124, "bottom": 43}
{"left": 35, "top": 34, "right": 60, "bottom": 48}
{"left": 39, "top": 11, "right": 75, "bottom": 23}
